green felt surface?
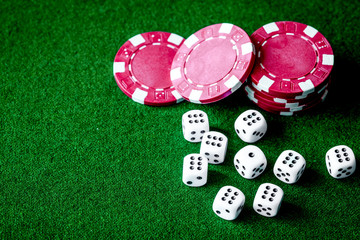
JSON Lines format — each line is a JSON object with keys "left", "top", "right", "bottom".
{"left": 1, "top": 0, "right": 360, "bottom": 238}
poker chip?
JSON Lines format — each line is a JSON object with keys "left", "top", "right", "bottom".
{"left": 246, "top": 85, "right": 329, "bottom": 116}
{"left": 245, "top": 82, "right": 329, "bottom": 108}
{"left": 250, "top": 21, "right": 334, "bottom": 98}
{"left": 171, "top": 23, "right": 255, "bottom": 104}
{"left": 245, "top": 21, "right": 334, "bottom": 115}
{"left": 113, "top": 31, "right": 185, "bottom": 106}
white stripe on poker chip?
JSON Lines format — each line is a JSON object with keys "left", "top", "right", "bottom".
{"left": 295, "top": 94, "right": 308, "bottom": 100}
{"left": 132, "top": 88, "right": 148, "bottom": 104}
{"left": 241, "top": 42, "right": 253, "bottom": 55}
{"left": 252, "top": 82, "right": 261, "bottom": 92}
{"left": 129, "top": 34, "right": 146, "bottom": 47}
{"left": 247, "top": 93, "right": 258, "bottom": 104}
{"left": 219, "top": 23, "right": 233, "bottom": 34}
{"left": 274, "top": 98, "right": 286, "bottom": 103}
{"left": 318, "top": 84, "right": 328, "bottom": 93}
{"left": 167, "top": 33, "right": 184, "bottom": 46}
{"left": 298, "top": 79, "right": 315, "bottom": 95}
{"left": 257, "top": 75, "right": 275, "bottom": 92}
{"left": 321, "top": 90, "right": 329, "bottom": 102}
{"left": 289, "top": 105, "right": 303, "bottom": 111}
{"left": 322, "top": 54, "right": 334, "bottom": 66}
{"left": 263, "top": 22, "right": 279, "bottom": 34}
{"left": 171, "top": 90, "right": 184, "bottom": 103}
{"left": 245, "top": 85, "right": 255, "bottom": 96}
{"left": 170, "top": 67, "right": 182, "bottom": 81}
{"left": 286, "top": 102, "right": 300, "bottom": 108}
{"left": 224, "top": 75, "right": 240, "bottom": 90}
{"left": 231, "top": 81, "right": 243, "bottom": 93}
{"left": 184, "top": 34, "right": 199, "bottom": 49}
{"left": 113, "top": 62, "right": 125, "bottom": 74}
{"left": 280, "top": 112, "right": 294, "bottom": 116}
{"left": 303, "top": 25, "right": 318, "bottom": 38}
{"left": 189, "top": 89, "right": 203, "bottom": 103}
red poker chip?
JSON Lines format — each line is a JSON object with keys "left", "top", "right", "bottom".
{"left": 113, "top": 31, "right": 185, "bottom": 106}
{"left": 244, "top": 81, "right": 329, "bottom": 107}
{"left": 246, "top": 87, "right": 328, "bottom": 116}
{"left": 171, "top": 23, "right": 255, "bottom": 104}
{"left": 250, "top": 21, "right": 334, "bottom": 98}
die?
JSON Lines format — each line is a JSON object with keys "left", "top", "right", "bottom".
{"left": 253, "top": 183, "right": 284, "bottom": 217}
{"left": 212, "top": 186, "right": 245, "bottom": 220}
{"left": 234, "top": 145, "right": 267, "bottom": 179}
{"left": 182, "top": 110, "right": 210, "bottom": 142}
{"left": 200, "top": 131, "right": 228, "bottom": 164}
{"left": 182, "top": 153, "right": 208, "bottom": 187}
{"left": 325, "top": 145, "right": 356, "bottom": 179}
{"left": 234, "top": 109, "right": 267, "bottom": 143}
{"left": 273, "top": 150, "right": 306, "bottom": 184}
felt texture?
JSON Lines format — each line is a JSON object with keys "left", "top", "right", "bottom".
{"left": 1, "top": 0, "right": 360, "bottom": 238}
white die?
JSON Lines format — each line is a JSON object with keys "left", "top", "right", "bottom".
{"left": 200, "top": 131, "right": 228, "bottom": 164}
{"left": 234, "top": 109, "right": 267, "bottom": 143}
{"left": 253, "top": 183, "right": 284, "bottom": 217}
{"left": 182, "top": 154, "right": 208, "bottom": 187}
{"left": 212, "top": 186, "right": 245, "bottom": 221}
{"left": 325, "top": 145, "right": 356, "bottom": 179}
{"left": 273, "top": 150, "right": 306, "bottom": 184}
{"left": 182, "top": 110, "right": 209, "bottom": 142}
{"left": 234, "top": 145, "right": 267, "bottom": 179}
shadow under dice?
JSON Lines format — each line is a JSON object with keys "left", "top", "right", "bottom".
{"left": 253, "top": 183, "right": 284, "bottom": 217}
{"left": 234, "top": 145, "right": 267, "bottom": 179}
{"left": 325, "top": 145, "right": 356, "bottom": 179}
{"left": 182, "top": 110, "right": 209, "bottom": 142}
{"left": 212, "top": 186, "right": 245, "bottom": 220}
{"left": 182, "top": 153, "right": 208, "bottom": 187}
{"left": 273, "top": 150, "right": 306, "bottom": 184}
{"left": 200, "top": 131, "right": 228, "bottom": 164}
{"left": 234, "top": 109, "right": 267, "bottom": 143}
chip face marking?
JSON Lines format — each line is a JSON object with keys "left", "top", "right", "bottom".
{"left": 170, "top": 67, "right": 182, "bottom": 81}
{"left": 189, "top": 89, "right": 203, "bottom": 103}
{"left": 258, "top": 76, "right": 275, "bottom": 92}
{"left": 241, "top": 42, "right": 253, "bottom": 55}
{"left": 322, "top": 54, "right": 334, "bottom": 66}
{"left": 132, "top": 88, "right": 148, "bottom": 104}
{"left": 303, "top": 25, "right": 318, "bottom": 38}
{"left": 171, "top": 90, "right": 183, "bottom": 103}
{"left": 219, "top": 23, "right": 233, "bottom": 34}
{"left": 263, "top": 22, "right": 279, "bottom": 34}
{"left": 184, "top": 34, "right": 199, "bottom": 48}
{"left": 171, "top": 23, "right": 255, "bottom": 104}
{"left": 298, "top": 79, "right": 315, "bottom": 93}
{"left": 113, "top": 62, "right": 125, "bottom": 74}
{"left": 113, "top": 31, "right": 185, "bottom": 106}
{"left": 129, "top": 34, "right": 146, "bottom": 47}
{"left": 168, "top": 33, "right": 184, "bottom": 46}
{"left": 224, "top": 75, "right": 240, "bottom": 89}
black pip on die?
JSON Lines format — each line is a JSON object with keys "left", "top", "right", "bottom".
{"left": 212, "top": 186, "right": 245, "bottom": 221}
{"left": 200, "top": 131, "right": 228, "bottom": 164}
{"left": 182, "top": 153, "right": 208, "bottom": 187}
{"left": 234, "top": 109, "right": 267, "bottom": 143}
{"left": 325, "top": 145, "right": 356, "bottom": 179}
{"left": 234, "top": 145, "right": 267, "bottom": 179}
{"left": 182, "top": 110, "right": 209, "bottom": 142}
{"left": 253, "top": 183, "right": 284, "bottom": 217}
{"left": 273, "top": 150, "right": 306, "bottom": 184}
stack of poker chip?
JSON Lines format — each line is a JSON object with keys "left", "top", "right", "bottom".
{"left": 244, "top": 21, "right": 334, "bottom": 116}
{"left": 113, "top": 21, "right": 334, "bottom": 116}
